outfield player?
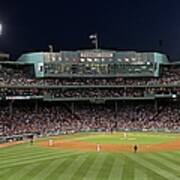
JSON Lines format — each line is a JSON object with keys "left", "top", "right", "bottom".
{"left": 48, "top": 139, "right": 53, "bottom": 146}
{"left": 123, "top": 132, "right": 128, "bottom": 139}
{"left": 133, "top": 145, "right": 138, "bottom": 153}
{"left": 30, "top": 135, "right": 34, "bottom": 145}
{"left": 96, "top": 143, "right": 101, "bottom": 152}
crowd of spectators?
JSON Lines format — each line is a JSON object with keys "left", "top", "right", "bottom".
{"left": 0, "top": 87, "right": 178, "bottom": 98}
{"left": 0, "top": 67, "right": 35, "bottom": 86}
{"left": 0, "top": 66, "right": 179, "bottom": 98}
{"left": 0, "top": 102, "right": 180, "bottom": 136}
{"left": 0, "top": 65, "right": 179, "bottom": 137}
{"left": 48, "top": 87, "right": 179, "bottom": 98}
{"left": 0, "top": 64, "right": 180, "bottom": 139}
{"left": 1, "top": 65, "right": 180, "bottom": 87}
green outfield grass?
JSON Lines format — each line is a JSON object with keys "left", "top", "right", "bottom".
{"left": 0, "top": 132, "right": 180, "bottom": 180}
{"left": 75, "top": 132, "right": 180, "bottom": 144}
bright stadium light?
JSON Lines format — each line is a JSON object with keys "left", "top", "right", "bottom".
{"left": 172, "top": 94, "right": 177, "bottom": 99}
{"left": 0, "top": 23, "right": 2, "bottom": 35}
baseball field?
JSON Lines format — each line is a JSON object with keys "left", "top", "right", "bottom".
{"left": 0, "top": 132, "right": 180, "bottom": 180}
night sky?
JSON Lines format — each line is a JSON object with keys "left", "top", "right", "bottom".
{"left": 0, "top": 0, "right": 180, "bottom": 61}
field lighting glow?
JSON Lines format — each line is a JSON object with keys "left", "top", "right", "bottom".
{"left": 0, "top": 23, "right": 2, "bottom": 35}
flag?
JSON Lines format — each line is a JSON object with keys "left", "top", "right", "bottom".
{"left": 91, "top": 39, "right": 97, "bottom": 44}
{"left": 89, "top": 34, "right": 97, "bottom": 39}
{"left": 89, "top": 33, "right": 98, "bottom": 49}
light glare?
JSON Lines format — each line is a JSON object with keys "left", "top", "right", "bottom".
{"left": 0, "top": 24, "right": 2, "bottom": 35}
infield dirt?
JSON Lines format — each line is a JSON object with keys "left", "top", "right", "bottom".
{"left": 40, "top": 139, "right": 180, "bottom": 153}
{"left": 0, "top": 141, "right": 24, "bottom": 149}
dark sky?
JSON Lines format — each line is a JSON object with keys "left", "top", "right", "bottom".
{"left": 0, "top": 0, "right": 180, "bottom": 60}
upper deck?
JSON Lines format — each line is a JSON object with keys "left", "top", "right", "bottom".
{"left": 17, "top": 49, "right": 169, "bottom": 78}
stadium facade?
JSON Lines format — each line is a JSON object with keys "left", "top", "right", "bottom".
{"left": 0, "top": 49, "right": 180, "bottom": 142}
{"left": 18, "top": 50, "right": 168, "bottom": 77}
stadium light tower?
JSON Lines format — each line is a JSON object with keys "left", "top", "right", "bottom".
{"left": 0, "top": 23, "right": 2, "bottom": 35}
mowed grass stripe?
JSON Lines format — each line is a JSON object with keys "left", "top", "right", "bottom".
{"left": 0, "top": 169, "right": 14, "bottom": 179}
{"left": 0, "top": 144, "right": 40, "bottom": 154}
{"left": 173, "top": 152, "right": 180, "bottom": 155}
{"left": 0, "top": 143, "right": 60, "bottom": 157}
{"left": 0, "top": 165, "right": 24, "bottom": 179}
{"left": 142, "top": 154, "right": 180, "bottom": 174}
{"left": 6, "top": 163, "right": 40, "bottom": 180}
{"left": 70, "top": 153, "right": 98, "bottom": 180}
{"left": 96, "top": 154, "right": 115, "bottom": 180}
{"left": 108, "top": 155, "right": 125, "bottom": 180}
{"left": 0, "top": 148, "right": 81, "bottom": 165}
{"left": 142, "top": 154, "right": 180, "bottom": 175}
{"left": 0, "top": 147, "right": 63, "bottom": 160}
{"left": 82, "top": 153, "right": 107, "bottom": 180}
{"left": 0, "top": 150, "right": 72, "bottom": 167}
{"left": 158, "top": 153, "right": 180, "bottom": 166}
{"left": 134, "top": 168, "right": 148, "bottom": 180}
{"left": 19, "top": 159, "right": 53, "bottom": 180}
{"left": 0, "top": 148, "right": 36, "bottom": 157}
{"left": 32, "top": 158, "right": 67, "bottom": 180}
{"left": 121, "top": 155, "right": 135, "bottom": 180}
{"left": 0, "top": 149, "right": 77, "bottom": 164}
{"left": 142, "top": 165, "right": 164, "bottom": 180}
{"left": 132, "top": 157, "right": 161, "bottom": 180}
{"left": 162, "top": 151, "right": 180, "bottom": 160}
{"left": 57, "top": 154, "right": 89, "bottom": 180}
{"left": 126, "top": 154, "right": 180, "bottom": 180}
{"left": 0, "top": 149, "right": 66, "bottom": 162}
{"left": 1, "top": 153, "right": 80, "bottom": 168}
{"left": 44, "top": 156, "right": 80, "bottom": 180}
{"left": 0, "top": 151, "right": 83, "bottom": 169}
{"left": 0, "top": 146, "right": 75, "bottom": 158}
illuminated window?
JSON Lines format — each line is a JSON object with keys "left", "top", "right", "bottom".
{"left": 94, "top": 58, "right": 99, "bottom": 62}
{"left": 135, "top": 68, "right": 141, "bottom": 72}
{"left": 80, "top": 58, "right": 85, "bottom": 62}
{"left": 146, "top": 61, "right": 151, "bottom": 65}
{"left": 172, "top": 94, "right": 177, "bottom": 98}
{"left": 52, "top": 56, "right": 56, "bottom": 62}
{"left": 142, "top": 66, "right": 147, "bottom": 69}
{"left": 131, "top": 58, "right": 136, "bottom": 61}
{"left": 87, "top": 58, "right": 92, "bottom": 62}
{"left": 38, "top": 63, "right": 44, "bottom": 72}
{"left": 125, "top": 58, "right": 129, "bottom": 62}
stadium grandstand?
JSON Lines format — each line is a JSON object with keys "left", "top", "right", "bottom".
{"left": 0, "top": 49, "right": 180, "bottom": 143}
